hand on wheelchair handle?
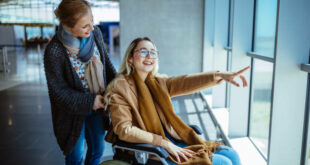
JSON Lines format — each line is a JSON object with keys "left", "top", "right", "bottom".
{"left": 93, "top": 95, "right": 105, "bottom": 110}
{"left": 165, "top": 141, "right": 195, "bottom": 163}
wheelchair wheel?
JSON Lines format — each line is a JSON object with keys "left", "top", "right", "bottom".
{"left": 100, "top": 160, "right": 130, "bottom": 165}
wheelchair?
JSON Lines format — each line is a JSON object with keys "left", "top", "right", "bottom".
{"left": 111, "top": 125, "right": 203, "bottom": 165}
{"left": 105, "top": 92, "right": 230, "bottom": 165}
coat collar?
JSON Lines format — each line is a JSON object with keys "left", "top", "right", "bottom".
{"left": 123, "top": 74, "right": 137, "bottom": 97}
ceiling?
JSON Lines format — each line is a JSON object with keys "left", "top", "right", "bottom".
{"left": 0, "top": 0, "right": 119, "bottom": 8}
{"left": 0, "top": 0, "right": 119, "bottom": 24}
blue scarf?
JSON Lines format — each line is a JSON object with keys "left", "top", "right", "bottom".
{"left": 57, "top": 25, "right": 95, "bottom": 63}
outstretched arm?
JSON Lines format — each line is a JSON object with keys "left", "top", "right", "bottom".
{"left": 165, "top": 71, "right": 219, "bottom": 97}
{"left": 164, "top": 66, "right": 250, "bottom": 97}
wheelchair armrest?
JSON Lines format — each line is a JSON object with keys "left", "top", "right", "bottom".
{"left": 189, "top": 124, "right": 203, "bottom": 135}
{"left": 114, "top": 140, "right": 169, "bottom": 158}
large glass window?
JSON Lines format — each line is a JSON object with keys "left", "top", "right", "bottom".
{"left": 249, "top": 59, "right": 273, "bottom": 157}
{"left": 254, "top": 0, "right": 277, "bottom": 57}
{"left": 248, "top": 0, "right": 278, "bottom": 159}
{"left": 26, "top": 27, "right": 41, "bottom": 39}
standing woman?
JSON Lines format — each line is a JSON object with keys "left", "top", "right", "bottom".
{"left": 44, "top": 0, "right": 116, "bottom": 165}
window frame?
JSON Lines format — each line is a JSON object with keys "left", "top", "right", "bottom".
{"left": 246, "top": 0, "right": 280, "bottom": 160}
{"left": 301, "top": 63, "right": 310, "bottom": 165}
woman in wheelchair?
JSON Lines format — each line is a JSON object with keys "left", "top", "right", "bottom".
{"left": 104, "top": 37, "right": 249, "bottom": 165}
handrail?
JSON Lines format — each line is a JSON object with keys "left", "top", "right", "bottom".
{"left": 199, "top": 92, "right": 232, "bottom": 147}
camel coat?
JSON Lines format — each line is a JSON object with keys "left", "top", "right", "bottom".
{"left": 105, "top": 71, "right": 220, "bottom": 148}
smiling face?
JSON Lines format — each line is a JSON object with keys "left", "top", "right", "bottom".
{"left": 65, "top": 11, "right": 94, "bottom": 38}
{"left": 128, "top": 40, "right": 158, "bottom": 77}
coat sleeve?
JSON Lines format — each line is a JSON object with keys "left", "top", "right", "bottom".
{"left": 109, "top": 91, "right": 165, "bottom": 147}
{"left": 164, "top": 71, "right": 220, "bottom": 97}
{"left": 44, "top": 42, "right": 96, "bottom": 115}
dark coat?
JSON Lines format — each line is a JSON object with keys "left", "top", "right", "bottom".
{"left": 44, "top": 26, "right": 116, "bottom": 155}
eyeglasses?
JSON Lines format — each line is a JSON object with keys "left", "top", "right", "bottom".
{"left": 134, "top": 48, "right": 158, "bottom": 59}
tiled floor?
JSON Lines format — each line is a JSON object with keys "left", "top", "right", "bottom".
{"left": 0, "top": 45, "right": 218, "bottom": 165}
{"left": 0, "top": 82, "right": 64, "bottom": 164}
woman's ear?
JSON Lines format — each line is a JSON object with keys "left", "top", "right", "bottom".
{"left": 128, "top": 57, "right": 133, "bottom": 64}
{"left": 63, "top": 24, "right": 72, "bottom": 33}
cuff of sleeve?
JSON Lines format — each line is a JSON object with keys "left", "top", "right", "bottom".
{"left": 213, "top": 70, "right": 221, "bottom": 84}
{"left": 213, "top": 70, "right": 220, "bottom": 80}
{"left": 152, "top": 134, "right": 163, "bottom": 146}
{"left": 79, "top": 93, "right": 97, "bottom": 115}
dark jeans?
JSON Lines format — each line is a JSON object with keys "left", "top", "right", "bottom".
{"left": 66, "top": 111, "right": 106, "bottom": 165}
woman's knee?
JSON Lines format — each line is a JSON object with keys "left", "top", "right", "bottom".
{"left": 215, "top": 145, "right": 241, "bottom": 165}
{"left": 213, "top": 154, "right": 233, "bottom": 165}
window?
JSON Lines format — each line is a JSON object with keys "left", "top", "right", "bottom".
{"left": 253, "top": 0, "right": 277, "bottom": 58}
{"left": 26, "top": 27, "right": 41, "bottom": 39}
{"left": 247, "top": 0, "right": 278, "bottom": 159}
{"left": 210, "top": 0, "right": 234, "bottom": 108}
{"left": 249, "top": 59, "right": 273, "bottom": 157}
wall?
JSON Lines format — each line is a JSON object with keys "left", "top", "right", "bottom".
{"left": 268, "top": 0, "right": 310, "bottom": 164}
{"left": 120, "top": 0, "right": 204, "bottom": 76}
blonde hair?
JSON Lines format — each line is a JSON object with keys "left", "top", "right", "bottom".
{"left": 118, "top": 37, "right": 159, "bottom": 76}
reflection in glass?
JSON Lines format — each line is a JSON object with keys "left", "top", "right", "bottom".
{"left": 254, "top": 0, "right": 277, "bottom": 57}
{"left": 249, "top": 59, "right": 273, "bottom": 158}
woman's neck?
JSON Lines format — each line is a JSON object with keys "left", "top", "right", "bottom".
{"left": 136, "top": 71, "right": 148, "bottom": 82}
